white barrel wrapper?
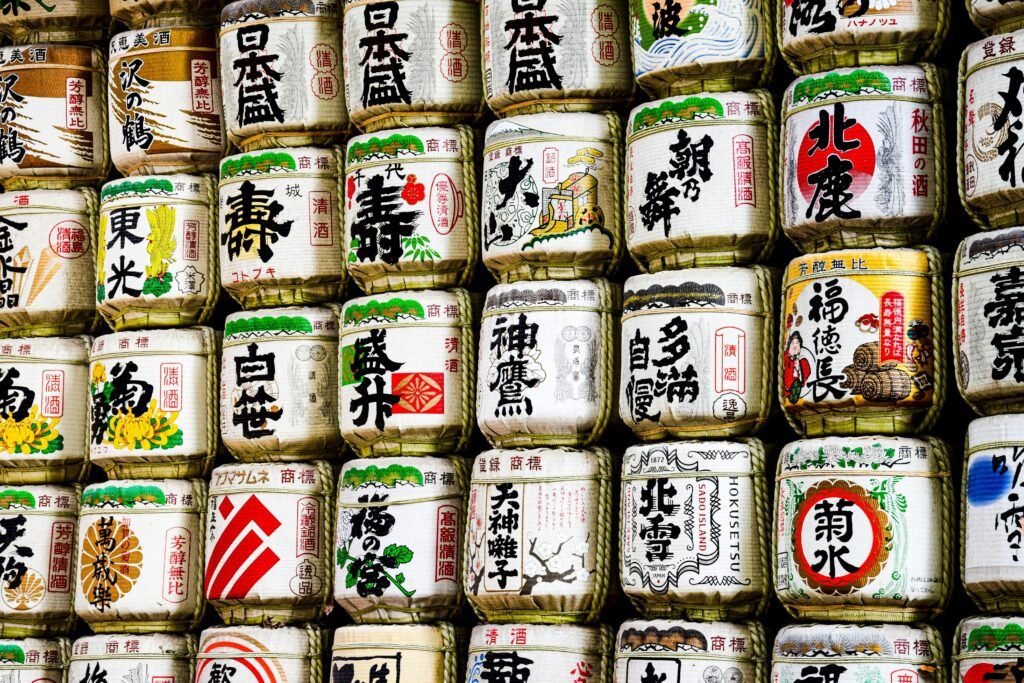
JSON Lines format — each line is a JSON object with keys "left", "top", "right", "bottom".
{"left": 205, "top": 461, "right": 334, "bottom": 626}
{"left": 334, "top": 456, "right": 466, "bottom": 623}
{"left": 0, "top": 485, "right": 78, "bottom": 637}
{"left": 221, "top": 307, "right": 341, "bottom": 462}
{"left": 620, "top": 440, "right": 769, "bottom": 620}
{"left": 626, "top": 91, "right": 775, "bottom": 270}
{"left": 0, "top": 637, "right": 68, "bottom": 682}
{"left": 70, "top": 633, "right": 195, "bottom": 683}
{"left": 614, "top": 619, "right": 766, "bottom": 683}
{"left": 74, "top": 478, "right": 206, "bottom": 632}
{"left": 775, "top": 436, "right": 952, "bottom": 622}
{"left": 89, "top": 328, "right": 217, "bottom": 479}
{"left": 339, "top": 289, "right": 474, "bottom": 457}
{"left": 620, "top": 268, "right": 772, "bottom": 440}
{"left": 331, "top": 623, "right": 461, "bottom": 683}
{"left": 467, "top": 624, "right": 612, "bottom": 683}
{"left": 0, "top": 336, "right": 90, "bottom": 485}
{"left": 196, "top": 624, "right": 323, "bottom": 683}
{"left": 466, "top": 448, "right": 611, "bottom": 624}
{"left": 481, "top": 113, "right": 623, "bottom": 282}
{"left": 477, "top": 279, "right": 616, "bottom": 448}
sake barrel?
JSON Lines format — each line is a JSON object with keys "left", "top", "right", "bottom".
{"left": 477, "top": 280, "right": 616, "bottom": 448}
{"left": 773, "top": 625, "right": 944, "bottom": 683}
{"left": 339, "top": 289, "right": 474, "bottom": 457}
{"left": 482, "top": 0, "right": 632, "bottom": 117}
{"left": 620, "top": 268, "right": 773, "bottom": 440}
{"left": 345, "top": 126, "right": 478, "bottom": 293}
{"left": 343, "top": 0, "right": 484, "bottom": 132}
{"left": 466, "top": 447, "right": 611, "bottom": 624}
{"left": 626, "top": 91, "right": 776, "bottom": 270}
{"left": 781, "top": 65, "right": 944, "bottom": 252}
{"left": 334, "top": 456, "right": 466, "bottom": 623}
{"left": 962, "top": 31, "right": 1024, "bottom": 229}
{"left": 89, "top": 328, "right": 217, "bottom": 479}
{"left": 70, "top": 634, "right": 195, "bottom": 683}
{"left": 0, "top": 485, "right": 78, "bottom": 637}
{"left": 781, "top": 247, "right": 945, "bottom": 436}
{"left": 620, "top": 440, "right": 769, "bottom": 620}
{"left": 775, "top": 436, "right": 952, "bottom": 622}
{"left": 74, "top": 478, "right": 207, "bottom": 632}
{"left": 218, "top": 147, "right": 345, "bottom": 309}
{"left": 109, "top": 28, "right": 224, "bottom": 176}
{"left": 0, "top": 337, "right": 90, "bottom": 486}
{"left": 482, "top": 113, "right": 624, "bottom": 282}
{"left": 953, "top": 228, "right": 1024, "bottom": 414}
{"left": 780, "top": 0, "right": 948, "bottom": 74}
{"left": 615, "top": 620, "right": 767, "bottom": 683}
{"left": 967, "top": 0, "right": 1024, "bottom": 34}
{"left": 0, "top": 637, "right": 68, "bottom": 682}
{"left": 0, "top": 46, "right": 110, "bottom": 190}
{"left": 331, "top": 623, "right": 461, "bottom": 683}
{"left": 196, "top": 625, "right": 324, "bottom": 683}
{"left": 0, "top": 189, "right": 95, "bottom": 337}
{"left": 221, "top": 307, "right": 341, "bottom": 462}
{"left": 467, "top": 624, "right": 612, "bottom": 682}
{"left": 98, "top": 175, "right": 218, "bottom": 330}
{"left": 112, "top": 0, "right": 220, "bottom": 29}
{"left": 220, "top": 0, "right": 348, "bottom": 151}
{"left": 629, "top": 0, "right": 774, "bottom": 97}
{"left": 962, "top": 414, "right": 1024, "bottom": 612}
{"left": 955, "top": 617, "right": 1024, "bottom": 683}
{"left": 205, "top": 461, "right": 334, "bottom": 626}
{"left": 0, "top": 1, "right": 107, "bottom": 44}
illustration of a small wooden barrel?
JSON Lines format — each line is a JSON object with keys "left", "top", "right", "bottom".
{"left": 482, "top": 112, "right": 624, "bottom": 282}
{"left": 70, "top": 633, "right": 195, "bottom": 683}
{"left": 0, "top": 189, "right": 96, "bottom": 337}
{"left": 0, "top": 1, "right": 107, "bottom": 44}
{"left": 196, "top": 625, "right": 325, "bottom": 683}
{"left": 331, "top": 623, "right": 461, "bottom": 682}
{"left": 953, "top": 228, "right": 1024, "bottom": 414}
{"left": 781, "top": 64, "right": 944, "bottom": 252}
{"left": 220, "top": 0, "right": 349, "bottom": 151}
{"left": 629, "top": 0, "right": 774, "bottom": 96}
{"left": 775, "top": 435, "right": 952, "bottom": 622}
{"left": 626, "top": 91, "right": 776, "bottom": 270}
{"left": 467, "top": 624, "right": 612, "bottom": 682}
{"left": 343, "top": 0, "right": 484, "bottom": 132}
{"left": 334, "top": 456, "right": 466, "bottom": 623}
{"left": 779, "top": 0, "right": 948, "bottom": 74}
{"left": 962, "top": 31, "right": 1024, "bottom": 229}
{"left": 345, "top": 125, "right": 478, "bottom": 293}
{"left": 218, "top": 147, "right": 345, "bottom": 308}
{"left": 205, "top": 461, "right": 334, "bottom": 626}
{"left": 465, "top": 447, "right": 611, "bottom": 624}
{"left": 615, "top": 619, "right": 767, "bottom": 683}
{"left": 0, "top": 637, "right": 69, "bottom": 681}
{"left": 112, "top": 0, "right": 220, "bottom": 29}
{"left": 478, "top": 279, "right": 616, "bottom": 448}
{"left": 74, "top": 478, "right": 207, "bottom": 632}
{"left": 98, "top": 175, "right": 217, "bottom": 330}
{"left": 620, "top": 268, "right": 773, "bottom": 440}
{"left": 221, "top": 307, "right": 341, "bottom": 462}
{"left": 781, "top": 247, "right": 945, "bottom": 436}
{"left": 0, "top": 337, "right": 90, "bottom": 486}
{"left": 772, "top": 624, "right": 944, "bottom": 683}
{"left": 967, "top": 0, "right": 1024, "bottom": 34}
{"left": 482, "top": 0, "right": 632, "bottom": 117}
{"left": 89, "top": 328, "right": 217, "bottom": 479}
{"left": 620, "top": 440, "right": 769, "bottom": 620}
{"left": 955, "top": 617, "right": 1024, "bottom": 683}
{"left": 338, "top": 289, "right": 474, "bottom": 457}
{"left": 108, "top": 28, "right": 223, "bottom": 176}
{"left": 0, "top": 485, "right": 79, "bottom": 637}
{"left": 0, "top": 46, "right": 110, "bottom": 190}
{"left": 962, "top": 415, "right": 1024, "bottom": 611}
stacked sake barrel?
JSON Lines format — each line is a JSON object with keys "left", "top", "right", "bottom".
{"left": 768, "top": 0, "right": 954, "bottom": 672}
{"left": 954, "top": 0, "right": 1024, "bottom": 661}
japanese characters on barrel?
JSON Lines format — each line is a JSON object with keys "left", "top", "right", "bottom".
{"left": 331, "top": 623, "right": 461, "bottom": 683}
{"left": 70, "top": 633, "right": 196, "bottom": 683}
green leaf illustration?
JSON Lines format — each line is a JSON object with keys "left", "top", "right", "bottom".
{"left": 383, "top": 544, "right": 414, "bottom": 565}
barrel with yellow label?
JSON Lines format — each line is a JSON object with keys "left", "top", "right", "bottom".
{"left": 331, "top": 623, "right": 461, "bottom": 683}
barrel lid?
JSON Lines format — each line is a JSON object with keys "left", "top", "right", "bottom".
{"left": 219, "top": 148, "right": 338, "bottom": 181}
{"left": 784, "top": 65, "right": 935, "bottom": 118}
{"left": 0, "top": 44, "right": 101, "bottom": 70}
{"left": 0, "top": 637, "right": 66, "bottom": 667}
{"left": 340, "top": 289, "right": 469, "bottom": 333}
{"left": 484, "top": 279, "right": 611, "bottom": 315}
{"left": 101, "top": 175, "right": 211, "bottom": 207}
{"left": 0, "top": 484, "right": 79, "bottom": 514}
{"left": 71, "top": 633, "right": 194, "bottom": 659}
{"left": 623, "top": 268, "right": 767, "bottom": 317}
{"left": 785, "top": 248, "right": 933, "bottom": 285}
{"left": 198, "top": 625, "right": 318, "bottom": 657}
{"left": 225, "top": 306, "right": 339, "bottom": 342}
{"left": 0, "top": 188, "right": 91, "bottom": 213}
{"left": 967, "top": 414, "right": 1024, "bottom": 450}
{"left": 628, "top": 91, "right": 768, "bottom": 140}
{"left": 0, "top": 336, "right": 89, "bottom": 364}
{"left": 778, "top": 436, "right": 948, "bottom": 476}
{"left": 956, "top": 226, "right": 1024, "bottom": 275}
{"left": 91, "top": 328, "right": 214, "bottom": 359}
{"left": 773, "top": 624, "right": 940, "bottom": 663}
{"left": 80, "top": 479, "right": 203, "bottom": 512}
{"left": 616, "top": 620, "right": 763, "bottom": 660}
{"left": 221, "top": 0, "right": 339, "bottom": 23}
{"left": 957, "top": 617, "right": 1024, "bottom": 657}
{"left": 338, "top": 456, "right": 463, "bottom": 505}
{"left": 623, "top": 440, "right": 763, "bottom": 478}
{"left": 468, "top": 624, "right": 606, "bottom": 655}
{"left": 485, "top": 112, "right": 614, "bottom": 148}
{"left": 109, "top": 26, "right": 216, "bottom": 57}
{"left": 347, "top": 127, "right": 466, "bottom": 168}
{"left": 965, "top": 29, "right": 1024, "bottom": 72}
{"left": 471, "top": 448, "right": 606, "bottom": 483}
{"left": 210, "top": 461, "right": 330, "bottom": 496}
{"left": 331, "top": 623, "right": 456, "bottom": 653}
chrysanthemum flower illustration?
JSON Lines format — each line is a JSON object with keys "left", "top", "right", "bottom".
{"left": 79, "top": 517, "right": 143, "bottom": 611}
